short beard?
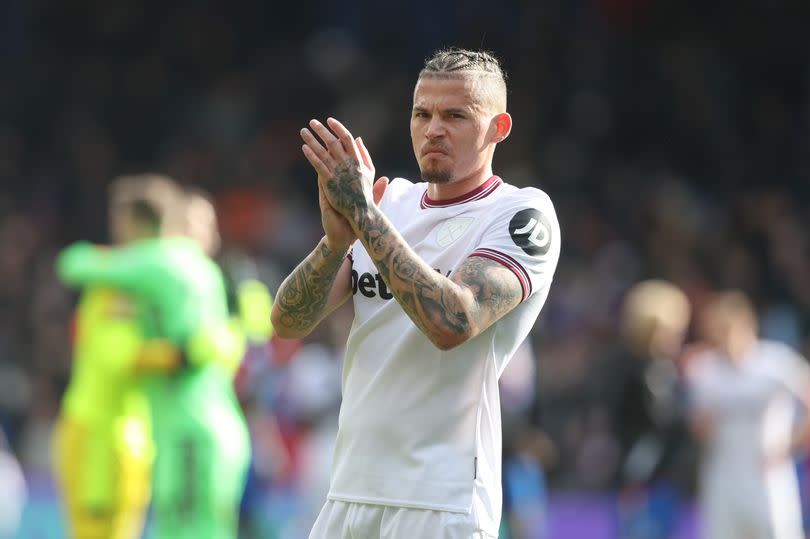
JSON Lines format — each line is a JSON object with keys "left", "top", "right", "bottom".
{"left": 420, "top": 167, "right": 453, "bottom": 184}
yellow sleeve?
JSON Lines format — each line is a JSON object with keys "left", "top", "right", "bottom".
{"left": 236, "top": 279, "right": 274, "bottom": 343}
{"left": 74, "top": 288, "right": 143, "bottom": 376}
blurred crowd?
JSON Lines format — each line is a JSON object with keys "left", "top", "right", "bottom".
{"left": 1, "top": 0, "right": 810, "bottom": 536}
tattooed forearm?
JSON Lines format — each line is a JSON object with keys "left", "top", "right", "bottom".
{"left": 391, "top": 248, "right": 471, "bottom": 340}
{"left": 372, "top": 216, "right": 470, "bottom": 346}
{"left": 321, "top": 158, "right": 468, "bottom": 343}
{"left": 350, "top": 205, "right": 522, "bottom": 350}
{"left": 272, "top": 239, "right": 348, "bottom": 337}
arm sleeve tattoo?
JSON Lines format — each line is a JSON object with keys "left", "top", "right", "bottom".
{"left": 273, "top": 238, "right": 349, "bottom": 336}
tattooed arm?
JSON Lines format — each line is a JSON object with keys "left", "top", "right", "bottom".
{"left": 300, "top": 117, "right": 523, "bottom": 350}
{"left": 270, "top": 237, "right": 353, "bottom": 339}
{"left": 353, "top": 202, "right": 521, "bottom": 350}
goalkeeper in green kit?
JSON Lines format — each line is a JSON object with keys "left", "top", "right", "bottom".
{"left": 57, "top": 175, "right": 270, "bottom": 539}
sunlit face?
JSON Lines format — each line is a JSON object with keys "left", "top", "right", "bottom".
{"left": 410, "top": 77, "right": 500, "bottom": 184}
{"left": 183, "top": 196, "right": 220, "bottom": 255}
{"left": 697, "top": 303, "right": 756, "bottom": 360}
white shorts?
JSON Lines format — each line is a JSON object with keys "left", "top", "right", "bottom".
{"left": 309, "top": 499, "right": 498, "bottom": 539}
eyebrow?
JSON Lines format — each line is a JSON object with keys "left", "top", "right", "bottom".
{"left": 412, "top": 105, "right": 474, "bottom": 114}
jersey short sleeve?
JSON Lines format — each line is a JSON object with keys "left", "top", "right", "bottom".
{"left": 765, "top": 341, "right": 810, "bottom": 398}
{"left": 469, "top": 189, "right": 561, "bottom": 302}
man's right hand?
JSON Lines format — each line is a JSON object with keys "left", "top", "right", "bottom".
{"left": 319, "top": 181, "right": 355, "bottom": 252}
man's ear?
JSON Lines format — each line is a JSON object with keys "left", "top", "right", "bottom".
{"left": 492, "top": 112, "right": 512, "bottom": 143}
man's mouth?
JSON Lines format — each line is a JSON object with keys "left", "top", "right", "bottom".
{"left": 422, "top": 147, "right": 448, "bottom": 157}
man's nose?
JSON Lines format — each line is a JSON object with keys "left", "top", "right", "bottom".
{"left": 424, "top": 116, "right": 445, "bottom": 138}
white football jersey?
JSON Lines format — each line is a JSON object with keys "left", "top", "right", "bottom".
{"left": 327, "top": 176, "right": 560, "bottom": 535}
{"left": 688, "top": 340, "right": 810, "bottom": 472}
{"left": 687, "top": 340, "right": 810, "bottom": 539}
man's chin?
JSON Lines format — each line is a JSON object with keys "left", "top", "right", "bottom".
{"left": 420, "top": 168, "right": 453, "bottom": 184}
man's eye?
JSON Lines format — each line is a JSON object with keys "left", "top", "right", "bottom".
{"left": 414, "top": 111, "right": 429, "bottom": 118}
{"left": 449, "top": 113, "right": 465, "bottom": 119}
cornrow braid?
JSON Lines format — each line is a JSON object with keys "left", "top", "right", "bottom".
{"left": 420, "top": 48, "right": 506, "bottom": 80}
{"left": 417, "top": 48, "right": 508, "bottom": 112}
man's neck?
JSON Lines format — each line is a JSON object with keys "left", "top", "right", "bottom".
{"left": 426, "top": 165, "right": 494, "bottom": 201}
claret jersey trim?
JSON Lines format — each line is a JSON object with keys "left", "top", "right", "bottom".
{"left": 469, "top": 247, "right": 531, "bottom": 301}
{"left": 420, "top": 176, "right": 503, "bottom": 209}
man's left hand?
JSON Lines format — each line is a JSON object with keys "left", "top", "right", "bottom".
{"left": 300, "top": 118, "right": 378, "bottom": 223}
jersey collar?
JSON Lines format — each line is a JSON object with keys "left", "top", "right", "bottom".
{"left": 420, "top": 176, "right": 503, "bottom": 209}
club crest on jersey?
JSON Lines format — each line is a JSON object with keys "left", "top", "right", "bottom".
{"left": 436, "top": 217, "right": 474, "bottom": 247}
{"left": 509, "top": 208, "right": 552, "bottom": 256}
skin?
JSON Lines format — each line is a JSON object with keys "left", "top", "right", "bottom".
{"left": 271, "top": 75, "right": 526, "bottom": 350}
{"left": 411, "top": 76, "right": 511, "bottom": 200}
{"left": 181, "top": 193, "right": 220, "bottom": 256}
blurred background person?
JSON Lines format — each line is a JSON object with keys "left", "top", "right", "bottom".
{"left": 57, "top": 176, "right": 253, "bottom": 539}
{"left": 591, "top": 279, "right": 694, "bottom": 539}
{"left": 50, "top": 176, "right": 182, "bottom": 539}
{"left": 687, "top": 291, "right": 810, "bottom": 539}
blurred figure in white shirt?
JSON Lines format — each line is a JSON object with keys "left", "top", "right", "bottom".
{"left": 687, "top": 291, "right": 810, "bottom": 539}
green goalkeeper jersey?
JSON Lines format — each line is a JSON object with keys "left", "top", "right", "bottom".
{"left": 58, "top": 236, "right": 267, "bottom": 539}
{"left": 57, "top": 237, "right": 244, "bottom": 428}
{"left": 58, "top": 238, "right": 228, "bottom": 344}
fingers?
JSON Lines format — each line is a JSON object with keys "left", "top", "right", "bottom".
{"left": 302, "top": 117, "right": 366, "bottom": 176}
{"left": 326, "top": 118, "right": 361, "bottom": 162}
{"left": 372, "top": 176, "right": 389, "bottom": 205}
{"left": 300, "top": 128, "right": 336, "bottom": 170}
{"left": 306, "top": 118, "right": 356, "bottom": 164}
{"left": 356, "top": 137, "right": 375, "bottom": 172}
{"left": 308, "top": 119, "right": 343, "bottom": 157}
{"left": 301, "top": 143, "right": 332, "bottom": 179}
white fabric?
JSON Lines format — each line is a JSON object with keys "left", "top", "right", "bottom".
{"left": 688, "top": 340, "right": 810, "bottom": 539}
{"left": 327, "top": 176, "right": 560, "bottom": 536}
{"left": 0, "top": 447, "right": 26, "bottom": 536}
{"left": 309, "top": 499, "right": 497, "bottom": 539}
